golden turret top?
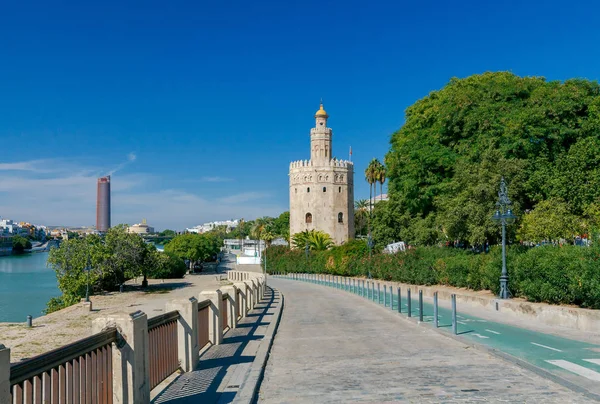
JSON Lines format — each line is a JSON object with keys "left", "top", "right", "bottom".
{"left": 314, "top": 102, "right": 328, "bottom": 118}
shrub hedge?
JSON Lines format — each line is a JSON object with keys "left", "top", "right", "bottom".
{"left": 264, "top": 241, "right": 600, "bottom": 309}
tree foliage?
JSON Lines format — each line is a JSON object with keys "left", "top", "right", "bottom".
{"left": 291, "top": 230, "right": 334, "bottom": 251}
{"left": 46, "top": 225, "right": 188, "bottom": 313}
{"left": 12, "top": 236, "right": 32, "bottom": 253}
{"left": 164, "top": 233, "right": 221, "bottom": 269}
{"left": 266, "top": 243, "right": 600, "bottom": 309}
{"left": 385, "top": 72, "right": 600, "bottom": 246}
{"left": 517, "top": 198, "right": 582, "bottom": 243}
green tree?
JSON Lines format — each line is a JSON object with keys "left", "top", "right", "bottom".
{"left": 159, "top": 229, "right": 176, "bottom": 237}
{"left": 272, "top": 211, "right": 290, "bottom": 240}
{"left": 518, "top": 198, "right": 582, "bottom": 244}
{"left": 291, "top": 230, "right": 334, "bottom": 251}
{"left": 12, "top": 236, "right": 32, "bottom": 253}
{"left": 147, "top": 252, "right": 187, "bottom": 279}
{"left": 365, "top": 159, "right": 381, "bottom": 218}
{"left": 354, "top": 199, "right": 369, "bottom": 237}
{"left": 164, "top": 233, "right": 221, "bottom": 270}
{"left": 385, "top": 72, "right": 600, "bottom": 246}
{"left": 378, "top": 163, "right": 386, "bottom": 202}
{"left": 308, "top": 230, "right": 334, "bottom": 251}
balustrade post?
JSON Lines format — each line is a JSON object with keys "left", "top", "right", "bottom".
{"left": 0, "top": 345, "right": 10, "bottom": 403}
{"left": 165, "top": 297, "right": 199, "bottom": 372}
{"left": 244, "top": 281, "right": 254, "bottom": 310}
{"left": 250, "top": 279, "right": 258, "bottom": 304}
{"left": 233, "top": 282, "right": 248, "bottom": 318}
{"left": 198, "top": 290, "right": 224, "bottom": 345}
{"left": 92, "top": 311, "right": 150, "bottom": 404}
{"left": 221, "top": 286, "right": 238, "bottom": 328}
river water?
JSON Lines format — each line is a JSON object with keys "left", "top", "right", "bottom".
{"left": 0, "top": 252, "right": 59, "bottom": 322}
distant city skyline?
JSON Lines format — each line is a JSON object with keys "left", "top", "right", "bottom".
{"left": 1, "top": 1, "right": 599, "bottom": 230}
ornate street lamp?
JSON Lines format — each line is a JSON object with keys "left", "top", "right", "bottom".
{"left": 491, "top": 177, "right": 517, "bottom": 299}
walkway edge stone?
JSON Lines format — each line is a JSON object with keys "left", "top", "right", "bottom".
{"left": 232, "top": 286, "right": 284, "bottom": 404}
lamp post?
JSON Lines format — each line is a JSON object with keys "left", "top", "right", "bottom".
{"left": 263, "top": 240, "right": 267, "bottom": 274}
{"left": 491, "top": 177, "right": 517, "bottom": 299}
{"left": 84, "top": 256, "right": 91, "bottom": 303}
{"left": 367, "top": 233, "right": 374, "bottom": 279}
{"left": 305, "top": 241, "right": 310, "bottom": 272}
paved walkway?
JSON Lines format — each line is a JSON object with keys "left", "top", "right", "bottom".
{"left": 152, "top": 286, "right": 280, "bottom": 404}
{"left": 258, "top": 278, "right": 593, "bottom": 403}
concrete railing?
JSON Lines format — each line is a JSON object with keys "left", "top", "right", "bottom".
{"left": 1, "top": 271, "right": 266, "bottom": 404}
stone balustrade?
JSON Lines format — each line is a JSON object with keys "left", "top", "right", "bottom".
{"left": 1, "top": 270, "right": 266, "bottom": 404}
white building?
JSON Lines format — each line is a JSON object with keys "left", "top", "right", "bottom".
{"left": 128, "top": 219, "right": 155, "bottom": 234}
{"left": 186, "top": 219, "right": 239, "bottom": 234}
{"left": 0, "top": 219, "right": 16, "bottom": 234}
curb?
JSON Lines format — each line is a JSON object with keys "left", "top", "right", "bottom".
{"left": 232, "top": 286, "right": 284, "bottom": 404}
{"left": 283, "top": 277, "right": 600, "bottom": 402}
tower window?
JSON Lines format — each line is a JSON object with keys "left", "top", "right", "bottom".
{"left": 295, "top": 188, "right": 297, "bottom": 193}
{"left": 307, "top": 187, "right": 310, "bottom": 193}
{"left": 320, "top": 122, "right": 323, "bottom": 126}
{"left": 338, "top": 186, "right": 341, "bottom": 193}
{"left": 323, "top": 187, "right": 326, "bottom": 192}
{"left": 306, "top": 213, "right": 313, "bottom": 224}
{"left": 338, "top": 212, "right": 344, "bottom": 223}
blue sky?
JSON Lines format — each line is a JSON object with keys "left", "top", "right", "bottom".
{"left": 1, "top": 0, "right": 599, "bottom": 230}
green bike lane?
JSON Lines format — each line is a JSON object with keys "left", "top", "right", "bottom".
{"left": 277, "top": 274, "right": 600, "bottom": 397}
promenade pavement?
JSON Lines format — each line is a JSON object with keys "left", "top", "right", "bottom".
{"left": 258, "top": 278, "right": 593, "bottom": 403}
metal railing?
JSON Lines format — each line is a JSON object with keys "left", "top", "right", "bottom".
{"left": 198, "top": 300, "right": 210, "bottom": 349}
{"left": 148, "top": 311, "right": 180, "bottom": 390}
{"left": 10, "top": 328, "right": 117, "bottom": 404}
{"left": 221, "top": 293, "right": 229, "bottom": 331}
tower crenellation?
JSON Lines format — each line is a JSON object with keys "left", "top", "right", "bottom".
{"left": 289, "top": 103, "right": 355, "bottom": 245}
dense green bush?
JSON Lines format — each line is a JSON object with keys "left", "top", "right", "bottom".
{"left": 12, "top": 236, "right": 32, "bottom": 253}
{"left": 265, "top": 243, "right": 600, "bottom": 309}
{"left": 147, "top": 252, "right": 187, "bottom": 279}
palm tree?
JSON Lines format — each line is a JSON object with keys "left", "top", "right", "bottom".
{"left": 291, "top": 230, "right": 333, "bottom": 251}
{"left": 251, "top": 217, "right": 271, "bottom": 257}
{"left": 262, "top": 230, "right": 275, "bottom": 247}
{"left": 378, "top": 163, "right": 386, "bottom": 203}
{"left": 292, "top": 230, "right": 312, "bottom": 249}
{"left": 308, "top": 230, "right": 334, "bottom": 251}
{"left": 365, "top": 159, "right": 377, "bottom": 215}
{"left": 354, "top": 199, "right": 369, "bottom": 236}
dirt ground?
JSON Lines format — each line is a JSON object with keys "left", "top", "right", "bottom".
{"left": 1, "top": 263, "right": 234, "bottom": 362}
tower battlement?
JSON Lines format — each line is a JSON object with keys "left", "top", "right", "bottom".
{"left": 289, "top": 159, "right": 354, "bottom": 169}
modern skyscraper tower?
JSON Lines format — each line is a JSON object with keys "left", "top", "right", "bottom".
{"left": 96, "top": 176, "right": 111, "bottom": 232}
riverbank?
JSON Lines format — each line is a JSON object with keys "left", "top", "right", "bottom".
{"left": 0, "top": 265, "right": 232, "bottom": 362}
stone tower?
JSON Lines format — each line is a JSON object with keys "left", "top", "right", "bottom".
{"left": 289, "top": 103, "right": 355, "bottom": 245}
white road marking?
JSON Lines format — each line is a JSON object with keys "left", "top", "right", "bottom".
{"left": 531, "top": 342, "right": 563, "bottom": 352}
{"left": 485, "top": 329, "right": 501, "bottom": 335}
{"left": 472, "top": 333, "right": 490, "bottom": 339}
{"left": 457, "top": 321, "right": 467, "bottom": 325}
{"left": 583, "top": 359, "right": 600, "bottom": 366}
{"left": 546, "top": 360, "right": 600, "bottom": 381}
{"left": 457, "top": 315, "right": 466, "bottom": 319}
